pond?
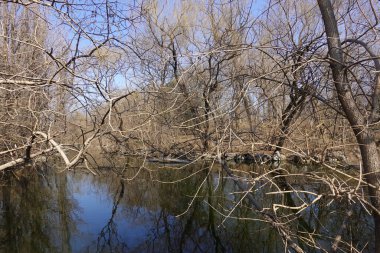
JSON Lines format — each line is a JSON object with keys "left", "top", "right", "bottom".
{"left": 0, "top": 159, "right": 374, "bottom": 252}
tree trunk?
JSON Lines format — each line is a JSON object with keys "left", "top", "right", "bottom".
{"left": 317, "top": 1, "right": 380, "bottom": 252}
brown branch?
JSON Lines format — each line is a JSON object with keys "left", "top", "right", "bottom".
{"left": 219, "top": 158, "right": 304, "bottom": 253}
{"left": 343, "top": 38, "right": 380, "bottom": 123}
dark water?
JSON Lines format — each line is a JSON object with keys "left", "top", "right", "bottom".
{"left": 0, "top": 160, "right": 374, "bottom": 253}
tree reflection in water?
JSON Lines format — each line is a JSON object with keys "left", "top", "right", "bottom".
{"left": 0, "top": 160, "right": 375, "bottom": 252}
{"left": 0, "top": 165, "right": 77, "bottom": 253}
{"left": 96, "top": 181, "right": 127, "bottom": 252}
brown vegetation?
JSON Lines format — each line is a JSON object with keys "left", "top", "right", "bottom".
{"left": 0, "top": 0, "right": 379, "bottom": 252}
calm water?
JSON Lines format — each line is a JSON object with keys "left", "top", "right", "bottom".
{"left": 0, "top": 159, "right": 374, "bottom": 252}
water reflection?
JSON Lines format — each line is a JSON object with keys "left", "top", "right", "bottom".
{"left": 0, "top": 166, "right": 76, "bottom": 253}
{"left": 0, "top": 160, "right": 374, "bottom": 252}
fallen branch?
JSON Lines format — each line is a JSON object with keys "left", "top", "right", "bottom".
{"left": 0, "top": 147, "right": 55, "bottom": 171}
{"left": 35, "top": 131, "right": 98, "bottom": 171}
{"left": 219, "top": 158, "right": 304, "bottom": 253}
{"left": 34, "top": 131, "right": 71, "bottom": 165}
{"left": 0, "top": 131, "right": 93, "bottom": 172}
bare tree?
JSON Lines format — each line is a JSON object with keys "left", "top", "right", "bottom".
{"left": 317, "top": 0, "right": 380, "bottom": 251}
{"left": 0, "top": 0, "right": 379, "bottom": 251}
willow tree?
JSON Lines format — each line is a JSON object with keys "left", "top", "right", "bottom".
{"left": 0, "top": 3, "right": 51, "bottom": 163}
{"left": 0, "top": 0, "right": 142, "bottom": 171}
